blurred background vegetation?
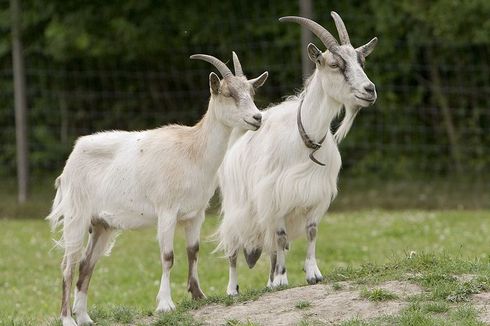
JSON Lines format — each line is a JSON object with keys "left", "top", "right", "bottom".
{"left": 0, "top": 0, "right": 489, "bottom": 214}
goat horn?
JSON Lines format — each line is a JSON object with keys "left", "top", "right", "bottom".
{"left": 190, "top": 54, "right": 233, "bottom": 78}
{"left": 331, "top": 11, "right": 350, "bottom": 45}
{"left": 279, "top": 16, "right": 339, "bottom": 54}
{"left": 232, "top": 51, "right": 244, "bottom": 77}
{"left": 356, "top": 37, "right": 378, "bottom": 57}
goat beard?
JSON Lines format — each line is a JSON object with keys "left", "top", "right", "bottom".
{"left": 333, "top": 104, "right": 361, "bottom": 144}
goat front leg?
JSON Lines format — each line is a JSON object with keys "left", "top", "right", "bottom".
{"left": 270, "top": 219, "right": 288, "bottom": 288}
{"left": 304, "top": 209, "right": 324, "bottom": 284}
{"left": 226, "top": 250, "right": 239, "bottom": 296}
{"left": 266, "top": 252, "right": 277, "bottom": 288}
{"left": 156, "top": 212, "right": 177, "bottom": 312}
{"left": 184, "top": 212, "right": 206, "bottom": 300}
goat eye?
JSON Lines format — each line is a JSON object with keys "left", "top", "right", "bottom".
{"left": 329, "top": 62, "right": 338, "bottom": 69}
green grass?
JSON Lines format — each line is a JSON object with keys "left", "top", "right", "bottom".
{"left": 1, "top": 210, "right": 490, "bottom": 325}
{"left": 360, "top": 288, "right": 398, "bottom": 302}
{"left": 295, "top": 300, "right": 312, "bottom": 309}
{"left": 423, "top": 301, "right": 450, "bottom": 314}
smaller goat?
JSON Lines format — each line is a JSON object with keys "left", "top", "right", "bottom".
{"left": 47, "top": 52, "right": 268, "bottom": 326}
{"left": 217, "top": 12, "right": 377, "bottom": 295}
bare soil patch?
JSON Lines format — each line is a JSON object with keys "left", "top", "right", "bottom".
{"left": 473, "top": 292, "right": 490, "bottom": 324}
{"left": 191, "top": 281, "right": 422, "bottom": 325}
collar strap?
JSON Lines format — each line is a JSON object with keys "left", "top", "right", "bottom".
{"left": 296, "top": 98, "right": 327, "bottom": 166}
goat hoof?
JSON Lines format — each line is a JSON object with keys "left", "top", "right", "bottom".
{"left": 61, "top": 316, "right": 78, "bottom": 326}
{"left": 227, "top": 285, "right": 239, "bottom": 296}
{"left": 271, "top": 273, "right": 288, "bottom": 288}
{"left": 190, "top": 288, "right": 206, "bottom": 300}
{"left": 192, "top": 292, "right": 206, "bottom": 300}
{"left": 306, "top": 274, "right": 324, "bottom": 285}
{"left": 226, "top": 284, "right": 239, "bottom": 296}
{"left": 156, "top": 299, "right": 176, "bottom": 313}
{"left": 307, "top": 277, "right": 319, "bottom": 285}
{"left": 76, "top": 313, "right": 94, "bottom": 325}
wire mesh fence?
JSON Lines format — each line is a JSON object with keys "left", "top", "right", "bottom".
{"left": 1, "top": 1, "right": 489, "bottom": 208}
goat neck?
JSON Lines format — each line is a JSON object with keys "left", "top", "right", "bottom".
{"left": 193, "top": 98, "right": 232, "bottom": 171}
{"left": 299, "top": 70, "right": 343, "bottom": 142}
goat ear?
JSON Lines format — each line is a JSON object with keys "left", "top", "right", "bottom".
{"left": 307, "top": 43, "right": 324, "bottom": 64}
{"left": 209, "top": 72, "right": 221, "bottom": 95}
{"left": 357, "top": 37, "right": 378, "bottom": 57}
{"left": 249, "top": 71, "right": 268, "bottom": 89}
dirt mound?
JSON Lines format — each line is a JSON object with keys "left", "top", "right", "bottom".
{"left": 191, "top": 281, "right": 422, "bottom": 325}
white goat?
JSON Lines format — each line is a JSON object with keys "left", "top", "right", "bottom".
{"left": 47, "top": 52, "right": 268, "bottom": 326}
{"left": 217, "top": 12, "right": 378, "bottom": 295}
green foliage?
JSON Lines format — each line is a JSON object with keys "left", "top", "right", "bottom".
{"left": 0, "top": 0, "right": 488, "bottom": 177}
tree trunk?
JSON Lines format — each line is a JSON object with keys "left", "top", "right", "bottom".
{"left": 10, "top": 0, "right": 29, "bottom": 202}
{"left": 427, "top": 47, "right": 463, "bottom": 174}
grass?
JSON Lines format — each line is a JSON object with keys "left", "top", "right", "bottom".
{"left": 423, "top": 301, "right": 450, "bottom": 313}
{"left": 1, "top": 209, "right": 490, "bottom": 325}
{"left": 360, "top": 288, "right": 398, "bottom": 302}
{"left": 295, "top": 300, "right": 312, "bottom": 309}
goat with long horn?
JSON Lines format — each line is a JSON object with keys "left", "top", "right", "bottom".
{"left": 217, "top": 12, "right": 378, "bottom": 295}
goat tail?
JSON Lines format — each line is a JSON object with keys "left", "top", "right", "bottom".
{"left": 46, "top": 175, "right": 91, "bottom": 263}
{"left": 46, "top": 176, "right": 63, "bottom": 231}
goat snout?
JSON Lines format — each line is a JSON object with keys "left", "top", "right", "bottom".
{"left": 363, "top": 83, "right": 376, "bottom": 96}
{"left": 253, "top": 113, "right": 262, "bottom": 123}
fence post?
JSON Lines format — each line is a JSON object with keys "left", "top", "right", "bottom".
{"left": 10, "top": 0, "right": 29, "bottom": 203}
{"left": 300, "top": 0, "right": 314, "bottom": 79}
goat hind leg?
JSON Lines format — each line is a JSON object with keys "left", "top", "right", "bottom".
{"left": 73, "top": 224, "right": 115, "bottom": 325}
{"left": 60, "top": 254, "right": 78, "bottom": 326}
{"left": 185, "top": 212, "right": 206, "bottom": 300}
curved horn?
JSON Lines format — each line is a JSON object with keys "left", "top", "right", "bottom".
{"left": 331, "top": 11, "right": 350, "bottom": 45}
{"left": 279, "top": 16, "right": 339, "bottom": 53}
{"left": 190, "top": 54, "right": 233, "bottom": 78}
{"left": 356, "top": 37, "right": 378, "bottom": 57}
{"left": 232, "top": 51, "right": 244, "bottom": 77}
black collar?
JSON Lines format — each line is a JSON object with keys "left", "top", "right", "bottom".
{"left": 297, "top": 98, "right": 328, "bottom": 166}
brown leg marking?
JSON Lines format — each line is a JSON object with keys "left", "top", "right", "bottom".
{"left": 187, "top": 243, "right": 205, "bottom": 299}
{"left": 163, "top": 251, "right": 174, "bottom": 269}
{"left": 75, "top": 225, "right": 101, "bottom": 294}
{"left": 188, "top": 277, "right": 205, "bottom": 300}
{"left": 61, "top": 278, "right": 69, "bottom": 316}
{"left": 76, "top": 258, "right": 98, "bottom": 294}
{"left": 275, "top": 264, "right": 286, "bottom": 275}
{"left": 306, "top": 223, "right": 317, "bottom": 242}
{"left": 274, "top": 229, "right": 288, "bottom": 278}
{"left": 269, "top": 252, "right": 277, "bottom": 283}
{"left": 276, "top": 229, "right": 288, "bottom": 250}
{"left": 60, "top": 258, "right": 73, "bottom": 317}
{"left": 229, "top": 251, "right": 238, "bottom": 268}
